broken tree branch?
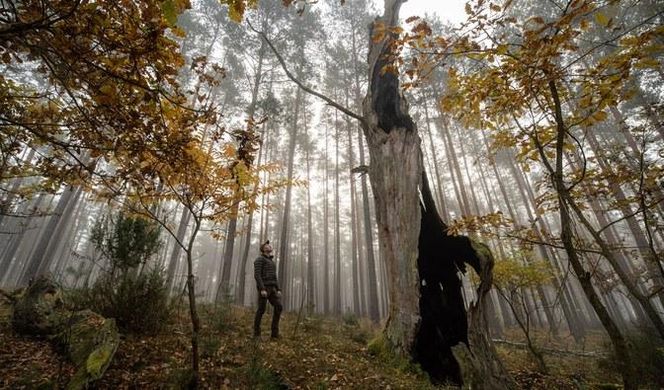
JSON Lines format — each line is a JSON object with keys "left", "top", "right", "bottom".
{"left": 492, "top": 339, "right": 606, "bottom": 358}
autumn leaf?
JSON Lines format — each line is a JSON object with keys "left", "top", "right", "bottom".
{"left": 594, "top": 12, "right": 609, "bottom": 27}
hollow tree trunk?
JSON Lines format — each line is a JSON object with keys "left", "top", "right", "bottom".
{"left": 362, "top": 1, "right": 514, "bottom": 387}
{"left": 362, "top": 0, "right": 422, "bottom": 355}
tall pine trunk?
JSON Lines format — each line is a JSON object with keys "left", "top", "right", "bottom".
{"left": 277, "top": 87, "right": 302, "bottom": 307}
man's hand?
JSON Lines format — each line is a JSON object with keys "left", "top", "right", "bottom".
{"left": 260, "top": 290, "right": 268, "bottom": 298}
{"left": 276, "top": 290, "right": 282, "bottom": 298}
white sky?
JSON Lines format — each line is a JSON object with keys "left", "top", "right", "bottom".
{"left": 399, "top": 0, "right": 467, "bottom": 25}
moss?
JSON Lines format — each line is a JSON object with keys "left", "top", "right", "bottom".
{"left": 470, "top": 239, "right": 492, "bottom": 263}
{"left": 59, "top": 314, "right": 119, "bottom": 389}
{"left": 367, "top": 334, "right": 388, "bottom": 357}
{"left": 367, "top": 333, "right": 427, "bottom": 377}
{"left": 595, "top": 384, "right": 621, "bottom": 390}
{"left": 86, "top": 331, "right": 117, "bottom": 378}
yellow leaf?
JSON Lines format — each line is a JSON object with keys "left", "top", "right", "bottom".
{"left": 496, "top": 44, "right": 509, "bottom": 55}
{"left": 161, "top": 0, "right": 178, "bottom": 26}
{"left": 591, "top": 110, "right": 608, "bottom": 122}
{"left": 594, "top": 12, "right": 609, "bottom": 27}
{"left": 99, "top": 84, "right": 115, "bottom": 96}
{"left": 635, "top": 57, "right": 660, "bottom": 69}
{"left": 372, "top": 31, "right": 385, "bottom": 43}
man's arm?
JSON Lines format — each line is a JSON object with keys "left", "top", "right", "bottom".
{"left": 254, "top": 257, "right": 265, "bottom": 291}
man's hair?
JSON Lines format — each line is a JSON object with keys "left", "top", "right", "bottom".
{"left": 260, "top": 240, "right": 271, "bottom": 253}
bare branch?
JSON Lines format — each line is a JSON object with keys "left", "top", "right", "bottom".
{"left": 247, "top": 21, "right": 367, "bottom": 127}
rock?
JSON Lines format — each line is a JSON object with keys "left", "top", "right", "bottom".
{"left": 12, "top": 275, "right": 65, "bottom": 335}
{"left": 10, "top": 276, "right": 119, "bottom": 389}
{"left": 58, "top": 310, "right": 120, "bottom": 390}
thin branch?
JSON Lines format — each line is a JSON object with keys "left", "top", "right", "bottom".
{"left": 247, "top": 21, "right": 367, "bottom": 127}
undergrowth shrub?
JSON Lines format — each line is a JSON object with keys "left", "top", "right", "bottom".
{"left": 200, "top": 334, "right": 222, "bottom": 359}
{"left": 342, "top": 312, "right": 359, "bottom": 326}
{"left": 368, "top": 334, "right": 426, "bottom": 376}
{"left": 68, "top": 268, "right": 172, "bottom": 334}
{"left": 207, "top": 285, "right": 235, "bottom": 333}
{"left": 168, "top": 367, "right": 196, "bottom": 389}
{"left": 348, "top": 317, "right": 376, "bottom": 344}
{"left": 302, "top": 314, "right": 323, "bottom": 334}
{"left": 68, "top": 210, "right": 171, "bottom": 334}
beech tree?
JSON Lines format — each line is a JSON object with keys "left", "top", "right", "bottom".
{"left": 1, "top": 2, "right": 289, "bottom": 387}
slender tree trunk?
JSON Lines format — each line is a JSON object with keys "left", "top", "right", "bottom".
{"left": 503, "top": 151, "right": 587, "bottom": 340}
{"left": 333, "top": 106, "right": 342, "bottom": 315}
{"left": 540, "top": 79, "right": 637, "bottom": 389}
{"left": 166, "top": 206, "right": 189, "bottom": 290}
{"left": 185, "top": 218, "right": 202, "bottom": 386}
{"left": 0, "top": 193, "right": 46, "bottom": 284}
{"left": 422, "top": 94, "right": 449, "bottom": 218}
{"left": 346, "top": 113, "right": 362, "bottom": 314}
{"left": 585, "top": 129, "right": 664, "bottom": 309}
{"left": 323, "top": 122, "right": 330, "bottom": 314}
{"left": 20, "top": 185, "right": 77, "bottom": 285}
{"left": 305, "top": 129, "right": 315, "bottom": 312}
{"left": 431, "top": 85, "right": 471, "bottom": 216}
{"left": 277, "top": 87, "right": 302, "bottom": 309}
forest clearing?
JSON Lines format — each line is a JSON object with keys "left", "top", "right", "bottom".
{"left": 1, "top": 0, "right": 663, "bottom": 388}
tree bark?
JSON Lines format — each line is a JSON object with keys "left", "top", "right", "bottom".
{"left": 361, "top": 2, "right": 513, "bottom": 386}
{"left": 362, "top": 1, "right": 421, "bottom": 356}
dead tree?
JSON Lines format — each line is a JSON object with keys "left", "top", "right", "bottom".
{"left": 252, "top": 1, "right": 515, "bottom": 385}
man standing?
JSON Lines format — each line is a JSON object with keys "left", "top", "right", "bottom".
{"left": 253, "top": 240, "right": 282, "bottom": 339}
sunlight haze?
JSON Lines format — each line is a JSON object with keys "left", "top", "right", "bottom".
{"left": 400, "top": 0, "right": 467, "bottom": 24}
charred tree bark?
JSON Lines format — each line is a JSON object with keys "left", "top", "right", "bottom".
{"left": 360, "top": 1, "right": 514, "bottom": 386}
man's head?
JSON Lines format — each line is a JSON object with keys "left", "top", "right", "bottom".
{"left": 260, "top": 240, "right": 273, "bottom": 256}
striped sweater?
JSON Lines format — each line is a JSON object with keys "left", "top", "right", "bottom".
{"left": 254, "top": 255, "right": 279, "bottom": 291}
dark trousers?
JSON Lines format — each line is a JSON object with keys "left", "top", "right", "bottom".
{"left": 253, "top": 286, "right": 282, "bottom": 337}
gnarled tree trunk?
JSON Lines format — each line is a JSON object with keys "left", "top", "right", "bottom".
{"left": 361, "top": 1, "right": 514, "bottom": 387}
{"left": 362, "top": 0, "right": 421, "bottom": 355}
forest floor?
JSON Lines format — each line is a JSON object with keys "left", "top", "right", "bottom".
{"left": 0, "top": 297, "right": 622, "bottom": 389}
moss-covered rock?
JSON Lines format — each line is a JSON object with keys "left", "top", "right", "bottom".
{"left": 12, "top": 276, "right": 65, "bottom": 335}
{"left": 10, "top": 276, "right": 119, "bottom": 389}
{"left": 57, "top": 311, "right": 119, "bottom": 390}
